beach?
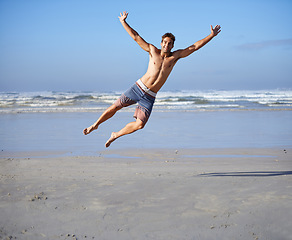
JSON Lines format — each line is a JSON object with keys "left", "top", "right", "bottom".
{"left": 0, "top": 148, "right": 291, "bottom": 240}
{"left": 1, "top": 90, "right": 292, "bottom": 239}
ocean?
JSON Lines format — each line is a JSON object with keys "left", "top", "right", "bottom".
{"left": 0, "top": 89, "right": 292, "bottom": 153}
{"left": 1, "top": 89, "right": 292, "bottom": 113}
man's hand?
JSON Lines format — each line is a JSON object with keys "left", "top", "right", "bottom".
{"left": 119, "top": 11, "right": 128, "bottom": 22}
{"left": 211, "top": 25, "right": 221, "bottom": 37}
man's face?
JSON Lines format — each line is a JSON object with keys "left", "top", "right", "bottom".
{"left": 161, "top": 37, "right": 174, "bottom": 53}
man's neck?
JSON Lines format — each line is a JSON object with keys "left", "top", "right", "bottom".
{"left": 160, "top": 50, "right": 172, "bottom": 58}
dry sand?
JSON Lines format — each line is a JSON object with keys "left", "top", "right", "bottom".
{"left": 0, "top": 148, "right": 291, "bottom": 240}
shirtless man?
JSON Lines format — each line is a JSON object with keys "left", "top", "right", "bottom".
{"left": 83, "top": 11, "right": 221, "bottom": 147}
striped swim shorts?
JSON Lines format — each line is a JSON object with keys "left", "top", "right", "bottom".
{"left": 114, "top": 80, "right": 156, "bottom": 124}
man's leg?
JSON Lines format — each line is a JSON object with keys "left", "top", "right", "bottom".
{"left": 83, "top": 104, "right": 122, "bottom": 135}
{"left": 105, "top": 118, "right": 144, "bottom": 148}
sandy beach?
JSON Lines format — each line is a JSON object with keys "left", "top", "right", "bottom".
{"left": 1, "top": 98, "right": 292, "bottom": 239}
{"left": 0, "top": 148, "right": 291, "bottom": 240}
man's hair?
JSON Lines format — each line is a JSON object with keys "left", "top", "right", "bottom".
{"left": 161, "top": 33, "right": 175, "bottom": 43}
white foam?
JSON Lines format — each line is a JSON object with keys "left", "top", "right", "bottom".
{"left": 1, "top": 89, "right": 291, "bottom": 113}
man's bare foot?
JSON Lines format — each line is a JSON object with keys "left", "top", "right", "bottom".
{"left": 105, "top": 132, "right": 118, "bottom": 148}
{"left": 83, "top": 125, "right": 97, "bottom": 135}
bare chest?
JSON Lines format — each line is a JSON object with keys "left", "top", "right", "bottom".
{"left": 151, "top": 55, "right": 177, "bottom": 71}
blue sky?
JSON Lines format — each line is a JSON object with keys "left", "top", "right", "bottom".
{"left": 0, "top": 0, "right": 291, "bottom": 92}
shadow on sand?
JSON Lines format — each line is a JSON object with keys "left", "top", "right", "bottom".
{"left": 199, "top": 171, "right": 292, "bottom": 177}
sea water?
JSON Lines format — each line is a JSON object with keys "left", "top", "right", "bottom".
{"left": 0, "top": 90, "right": 291, "bottom": 152}
{"left": 1, "top": 89, "right": 291, "bottom": 113}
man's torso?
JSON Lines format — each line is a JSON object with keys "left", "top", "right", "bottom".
{"left": 140, "top": 45, "right": 179, "bottom": 93}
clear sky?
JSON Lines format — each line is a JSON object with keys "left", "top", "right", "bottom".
{"left": 0, "top": 0, "right": 291, "bottom": 92}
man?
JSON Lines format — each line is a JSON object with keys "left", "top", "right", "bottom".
{"left": 83, "top": 11, "right": 221, "bottom": 147}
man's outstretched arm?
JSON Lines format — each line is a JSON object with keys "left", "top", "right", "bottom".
{"left": 119, "top": 11, "right": 150, "bottom": 52}
{"left": 177, "top": 25, "right": 221, "bottom": 59}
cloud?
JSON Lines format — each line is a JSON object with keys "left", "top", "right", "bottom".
{"left": 236, "top": 38, "right": 292, "bottom": 51}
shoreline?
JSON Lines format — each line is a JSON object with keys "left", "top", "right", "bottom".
{"left": 0, "top": 146, "right": 290, "bottom": 158}
{"left": 1, "top": 147, "right": 291, "bottom": 240}
{"left": 1, "top": 107, "right": 292, "bottom": 114}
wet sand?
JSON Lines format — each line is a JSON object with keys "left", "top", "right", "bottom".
{"left": 0, "top": 148, "right": 291, "bottom": 240}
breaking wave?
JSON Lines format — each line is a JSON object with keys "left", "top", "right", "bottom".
{"left": 1, "top": 89, "right": 291, "bottom": 113}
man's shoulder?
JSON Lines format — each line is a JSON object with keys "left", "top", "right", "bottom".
{"left": 172, "top": 49, "right": 182, "bottom": 55}
{"left": 149, "top": 44, "right": 158, "bottom": 50}
{"left": 171, "top": 49, "right": 184, "bottom": 59}
{"left": 148, "top": 44, "right": 160, "bottom": 56}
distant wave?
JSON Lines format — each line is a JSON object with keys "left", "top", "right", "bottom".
{"left": 0, "top": 90, "right": 291, "bottom": 113}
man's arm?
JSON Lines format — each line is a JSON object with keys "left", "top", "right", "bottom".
{"left": 176, "top": 25, "right": 221, "bottom": 59}
{"left": 119, "top": 11, "right": 150, "bottom": 52}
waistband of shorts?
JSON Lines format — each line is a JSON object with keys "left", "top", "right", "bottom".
{"left": 136, "top": 79, "right": 157, "bottom": 98}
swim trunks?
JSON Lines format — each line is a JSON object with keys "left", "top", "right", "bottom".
{"left": 114, "top": 80, "right": 156, "bottom": 124}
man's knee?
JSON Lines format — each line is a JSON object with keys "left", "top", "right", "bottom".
{"left": 109, "top": 104, "right": 122, "bottom": 112}
{"left": 136, "top": 119, "right": 145, "bottom": 130}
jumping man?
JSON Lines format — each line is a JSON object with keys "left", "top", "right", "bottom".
{"left": 83, "top": 11, "right": 221, "bottom": 147}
